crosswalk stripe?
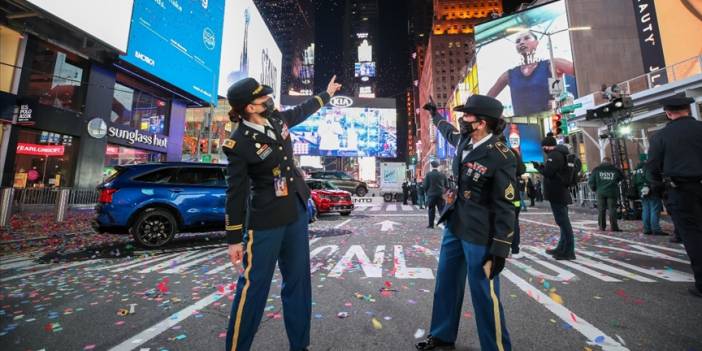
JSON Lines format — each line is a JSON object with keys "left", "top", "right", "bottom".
{"left": 84, "top": 253, "right": 180, "bottom": 272}
{"left": 1, "top": 255, "right": 35, "bottom": 264}
{"left": 205, "top": 262, "right": 233, "bottom": 275}
{"left": 1, "top": 259, "right": 38, "bottom": 271}
{"left": 502, "top": 270, "right": 629, "bottom": 351}
{"left": 574, "top": 256, "right": 655, "bottom": 282}
{"left": 522, "top": 247, "right": 621, "bottom": 282}
{"left": 160, "top": 249, "right": 228, "bottom": 274}
{"left": 110, "top": 253, "right": 184, "bottom": 273}
{"left": 369, "top": 206, "right": 381, "bottom": 211}
{"left": 578, "top": 251, "right": 693, "bottom": 282}
{"left": 138, "top": 249, "right": 219, "bottom": 274}
{"left": 1, "top": 260, "right": 100, "bottom": 282}
{"left": 401, "top": 205, "right": 414, "bottom": 211}
{"left": 386, "top": 204, "right": 398, "bottom": 211}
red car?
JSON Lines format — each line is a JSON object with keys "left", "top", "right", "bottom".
{"left": 306, "top": 179, "right": 354, "bottom": 216}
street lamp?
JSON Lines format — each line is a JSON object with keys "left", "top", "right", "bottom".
{"left": 506, "top": 26, "right": 591, "bottom": 95}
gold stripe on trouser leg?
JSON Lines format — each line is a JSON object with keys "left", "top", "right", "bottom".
{"left": 230, "top": 230, "right": 255, "bottom": 351}
{"left": 489, "top": 279, "right": 505, "bottom": 351}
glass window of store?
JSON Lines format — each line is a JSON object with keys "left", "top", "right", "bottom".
{"left": 13, "top": 128, "right": 79, "bottom": 188}
{"left": 0, "top": 26, "right": 23, "bottom": 93}
{"left": 24, "top": 40, "right": 89, "bottom": 112}
{"left": 103, "top": 144, "right": 165, "bottom": 179}
{"left": 183, "top": 99, "right": 234, "bottom": 163}
{"left": 111, "top": 81, "right": 170, "bottom": 135}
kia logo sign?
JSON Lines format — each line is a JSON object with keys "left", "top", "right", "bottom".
{"left": 330, "top": 96, "right": 353, "bottom": 107}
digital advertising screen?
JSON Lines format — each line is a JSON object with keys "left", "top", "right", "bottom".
{"left": 475, "top": 0, "right": 577, "bottom": 117}
{"left": 502, "top": 123, "right": 544, "bottom": 169}
{"left": 26, "top": 0, "right": 134, "bottom": 53}
{"left": 219, "top": 0, "right": 283, "bottom": 105}
{"left": 281, "top": 96, "right": 397, "bottom": 158}
{"left": 354, "top": 62, "right": 376, "bottom": 78}
{"left": 122, "top": 0, "right": 224, "bottom": 104}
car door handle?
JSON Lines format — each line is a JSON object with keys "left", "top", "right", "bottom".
{"left": 169, "top": 188, "right": 184, "bottom": 193}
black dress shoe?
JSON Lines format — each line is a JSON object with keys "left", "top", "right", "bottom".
{"left": 553, "top": 253, "right": 576, "bottom": 260}
{"left": 688, "top": 287, "right": 702, "bottom": 298}
{"left": 670, "top": 237, "right": 683, "bottom": 243}
{"left": 416, "top": 335, "right": 455, "bottom": 350}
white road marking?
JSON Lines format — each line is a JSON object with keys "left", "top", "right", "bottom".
{"left": 574, "top": 256, "right": 655, "bottom": 282}
{"left": 137, "top": 249, "right": 219, "bottom": 274}
{"left": 578, "top": 251, "right": 693, "bottom": 282}
{"left": 589, "top": 233, "right": 687, "bottom": 254}
{"left": 86, "top": 253, "right": 181, "bottom": 272}
{"left": 502, "top": 269, "right": 629, "bottom": 351}
{"left": 334, "top": 219, "right": 352, "bottom": 229}
{"left": 369, "top": 206, "right": 382, "bottom": 211}
{"left": 523, "top": 247, "right": 621, "bottom": 282}
{"left": 393, "top": 245, "right": 433, "bottom": 279}
{"left": 308, "top": 237, "right": 322, "bottom": 246}
{"left": 593, "top": 244, "right": 689, "bottom": 264}
{"left": 1, "top": 259, "right": 40, "bottom": 271}
{"left": 205, "top": 262, "right": 233, "bottom": 275}
{"left": 310, "top": 245, "right": 340, "bottom": 274}
{"left": 160, "top": 249, "right": 228, "bottom": 274}
{"left": 375, "top": 220, "right": 401, "bottom": 231}
{"left": 509, "top": 252, "right": 577, "bottom": 282}
{"left": 401, "top": 205, "right": 414, "bottom": 211}
{"left": 328, "top": 245, "right": 385, "bottom": 278}
{"left": 1, "top": 260, "right": 99, "bottom": 282}
{"left": 108, "top": 286, "right": 235, "bottom": 351}
{"left": 0, "top": 255, "right": 36, "bottom": 264}
{"left": 386, "top": 204, "right": 398, "bottom": 211}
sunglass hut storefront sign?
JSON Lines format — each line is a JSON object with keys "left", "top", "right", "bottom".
{"left": 108, "top": 126, "right": 168, "bottom": 149}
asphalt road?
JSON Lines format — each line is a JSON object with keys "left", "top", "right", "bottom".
{"left": 1, "top": 202, "right": 700, "bottom": 351}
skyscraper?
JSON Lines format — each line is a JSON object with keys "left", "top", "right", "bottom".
{"left": 342, "top": 0, "right": 380, "bottom": 98}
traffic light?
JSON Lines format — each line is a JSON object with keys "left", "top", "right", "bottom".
{"left": 551, "top": 114, "right": 563, "bottom": 136}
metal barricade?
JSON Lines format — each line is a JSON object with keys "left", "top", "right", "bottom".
{"left": 0, "top": 188, "right": 14, "bottom": 228}
{"left": 55, "top": 188, "right": 70, "bottom": 222}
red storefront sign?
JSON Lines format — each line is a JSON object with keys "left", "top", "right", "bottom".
{"left": 16, "top": 143, "right": 65, "bottom": 156}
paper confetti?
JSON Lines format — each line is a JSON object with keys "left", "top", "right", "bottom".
{"left": 371, "top": 318, "right": 383, "bottom": 329}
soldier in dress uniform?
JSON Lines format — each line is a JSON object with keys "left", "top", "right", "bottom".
{"left": 416, "top": 95, "right": 516, "bottom": 350}
{"left": 224, "top": 76, "right": 341, "bottom": 351}
{"left": 646, "top": 94, "right": 702, "bottom": 298}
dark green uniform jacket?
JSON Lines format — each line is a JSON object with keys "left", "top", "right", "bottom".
{"left": 223, "top": 92, "right": 331, "bottom": 244}
{"left": 588, "top": 163, "right": 623, "bottom": 198}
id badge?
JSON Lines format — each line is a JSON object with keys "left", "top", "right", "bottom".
{"left": 274, "top": 176, "right": 289, "bottom": 197}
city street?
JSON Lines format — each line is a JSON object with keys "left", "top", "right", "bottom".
{"left": 1, "top": 203, "right": 700, "bottom": 351}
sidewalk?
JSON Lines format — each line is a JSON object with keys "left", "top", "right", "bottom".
{"left": 0, "top": 208, "right": 127, "bottom": 255}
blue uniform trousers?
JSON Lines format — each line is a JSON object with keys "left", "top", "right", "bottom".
{"left": 226, "top": 200, "right": 311, "bottom": 351}
{"left": 429, "top": 228, "right": 512, "bottom": 351}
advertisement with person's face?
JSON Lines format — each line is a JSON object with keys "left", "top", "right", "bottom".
{"left": 281, "top": 96, "right": 397, "bottom": 158}
{"left": 475, "top": 0, "right": 577, "bottom": 117}
{"left": 218, "top": 0, "right": 282, "bottom": 105}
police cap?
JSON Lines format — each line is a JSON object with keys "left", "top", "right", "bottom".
{"left": 661, "top": 94, "right": 694, "bottom": 111}
{"left": 227, "top": 78, "right": 273, "bottom": 109}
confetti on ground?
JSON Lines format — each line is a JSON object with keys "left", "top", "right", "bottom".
{"left": 414, "top": 328, "right": 425, "bottom": 339}
{"left": 371, "top": 318, "right": 383, "bottom": 330}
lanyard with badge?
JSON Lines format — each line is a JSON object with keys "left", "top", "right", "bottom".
{"left": 273, "top": 166, "right": 288, "bottom": 197}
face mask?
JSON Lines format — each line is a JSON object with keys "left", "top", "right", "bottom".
{"left": 254, "top": 98, "right": 275, "bottom": 118}
{"left": 459, "top": 119, "right": 477, "bottom": 135}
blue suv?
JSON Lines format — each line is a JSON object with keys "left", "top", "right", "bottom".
{"left": 94, "top": 162, "right": 316, "bottom": 248}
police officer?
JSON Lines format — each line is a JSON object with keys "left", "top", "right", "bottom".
{"left": 423, "top": 160, "right": 447, "bottom": 228}
{"left": 416, "top": 95, "right": 516, "bottom": 350}
{"left": 646, "top": 94, "right": 702, "bottom": 298}
{"left": 588, "top": 157, "right": 624, "bottom": 232}
{"left": 224, "top": 76, "right": 341, "bottom": 351}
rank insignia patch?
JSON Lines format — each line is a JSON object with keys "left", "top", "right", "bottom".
{"left": 505, "top": 183, "right": 515, "bottom": 201}
{"left": 223, "top": 139, "right": 236, "bottom": 149}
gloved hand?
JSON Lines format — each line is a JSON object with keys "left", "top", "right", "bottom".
{"left": 422, "top": 102, "right": 437, "bottom": 114}
{"left": 482, "top": 255, "right": 506, "bottom": 279}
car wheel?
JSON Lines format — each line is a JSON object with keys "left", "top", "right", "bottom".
{"left": 340, "top": 211, "right": 351, "bottom": 216}
{"left": 355, "top": 186, "right": 368, "bottom": 197}
{"left": 130, "top": 208, "right": 177, "bottom": 248}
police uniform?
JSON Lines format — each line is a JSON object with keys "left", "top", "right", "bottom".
{"left": 417, "top": 95, "right": 516, "bottom": 351}
{"left": 646, "top": 95, "right": 702, "bottom": 297}
{"left": 223, "top": 78, "right": 330, "bottom": 351}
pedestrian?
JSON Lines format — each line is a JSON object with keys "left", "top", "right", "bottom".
{"left": 417, "top": 178, "right": 427, "bottom": 209}
{"left": 646, "top": 94, "right": 702, "bottom": 298}
{"left": 535, "top": 178, "right": 544, "bottom": 202}
{"left": 423, "top": 160, "right": 447, "bottom": 228}
{"left": 633, "top": 157, "right": 667, "bottom": 236}
{"left": 588, "top": 157, "right": 624, "bottom": 232}
{"left": 402, "top": 181, "right": 410, "bottom": 205}
{"left": 527, "top": 177, "right": 536, "bottom": 207}
{"left": 410, "top": 179, "right": 418, "bottom": 205}
{"left": 223, "top": 75, "right": 341, "bottom": 351}
{"left": 416, "top": 95, "right": 515, "bottom": 351}
{"left": 518, "top": 174, "right": 528, "bottom": 212}
{"left": 533, "top": 133, "right": 576, "bottom": 260}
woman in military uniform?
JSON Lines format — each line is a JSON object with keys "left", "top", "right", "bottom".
{"left": 416, "top": 95, "right": 516, "bottom": 351}
{"left": 224, "top": 76, "right": 341, "bottom": 351}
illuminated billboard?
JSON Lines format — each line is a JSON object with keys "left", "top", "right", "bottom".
{"left": 281, "top": 96, "right": 397, "bottom": 158}
{"left": 502, "top": 123, "right": 544, "bottom": 166}
{"left": 355, "top": 62, "right": 376, "bottom": 77}
{"left": 27, "top": 0, "right": 134, "bottom": 52}
{"left": 475, "top": 0, "right": 577, "bottom": 117}
{"left": 123, "top": 0, "right": 224, "bottom": 104}
{"left": 219, "top": 0, "right": 282, "bottom": 105}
